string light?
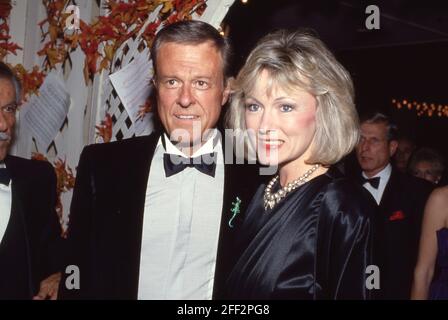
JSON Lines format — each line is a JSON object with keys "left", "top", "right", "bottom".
{"left": 391, "top": 98, "right": 448, "bottom": 118}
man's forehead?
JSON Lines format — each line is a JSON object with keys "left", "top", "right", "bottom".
{"left": 0, "top": 78, "right": 16, "bottom": 102}
{"left": 0, "top": 77, "right": 14, "bottom": 87}
{"left": 157, "top": 41, "right": 222, "bottom": 65}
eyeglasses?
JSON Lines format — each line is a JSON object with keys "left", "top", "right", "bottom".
{"left": 0, "top": 102, "right": 18, "bottom": 115}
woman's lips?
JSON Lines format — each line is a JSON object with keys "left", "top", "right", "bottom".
{"left": 259, "top": 140, "right": 284, "bottom": 156}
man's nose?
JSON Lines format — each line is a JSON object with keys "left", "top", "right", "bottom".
{"left": 359, "top": 140, "right": 370, "bottom": 152}
{"left": 177, "top": 84, "right": 195, "bottom": 108}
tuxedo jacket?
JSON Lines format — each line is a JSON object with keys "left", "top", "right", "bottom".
{"left": 367, "top": 166, "right": 433, "bottom": 299}
{"left": 0, "top": 155, "right": 63, "bottom": 298}
{"left": 59, "top": 132, "right": 263, "bottom": 299}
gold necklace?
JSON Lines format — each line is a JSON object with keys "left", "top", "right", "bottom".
{"left": 264, "top": 164, "right": 321, "bottom": 210}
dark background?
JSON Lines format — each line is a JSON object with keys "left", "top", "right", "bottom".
{"left": 223, "top": 0, "right": 448, "bottom": 159}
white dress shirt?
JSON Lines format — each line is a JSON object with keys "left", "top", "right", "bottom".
{"left": 0, "top": 162, "right": 12, "bottom": 245}
{"left": 362, "top": 163, "right": 392, "bottom": 205}
{"left": 138, "top": 130, "right": 225, "bottom": 300}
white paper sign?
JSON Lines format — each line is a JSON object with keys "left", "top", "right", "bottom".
{"left": 109, "top": 52, "right": 154, "bottom": 136}
{"left": 22, "top": 73, "right": 71, "bottom": 150}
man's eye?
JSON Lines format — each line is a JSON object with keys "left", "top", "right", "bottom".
{"left": 246, "top": 104, "right": 260, "bottom": 112}
{"left": 280, "top": 104, "right": 294, "bottom": 112}
{"left": 2, "top": 104, "right": 17, "bottom": 113}
{"left": 165, "top": 79, "right": 180, "bottom": 88}
{"left": 194, "top": 80, "right": 209, "bottom": 89}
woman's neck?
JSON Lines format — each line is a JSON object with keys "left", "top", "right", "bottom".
{"left": 279, "top": 159, "right": 327, "bottom": 187}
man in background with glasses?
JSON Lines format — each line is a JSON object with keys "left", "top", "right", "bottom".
{"left": 0, "top": 61, "right": 64, "bottom": 299}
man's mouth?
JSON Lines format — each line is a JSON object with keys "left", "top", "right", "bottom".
{"left": 174, "top": 114, "right": 199, "bottom": 120}
{"left": 0, "top": 132, "right": 10, "bottom": 141}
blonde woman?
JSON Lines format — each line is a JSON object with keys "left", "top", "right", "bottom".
{"left": 412, "top": 186, "right": 448, "bottom": 299}
{"left": 225, "top": 29, "right": 374, "bottom": 299}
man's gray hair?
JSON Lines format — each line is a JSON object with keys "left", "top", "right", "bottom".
{"left": 0, "top": 61, "right": 22, "bottom": 103}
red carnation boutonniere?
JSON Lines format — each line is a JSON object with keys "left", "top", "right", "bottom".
{"left": 389, "top": 210, "right": 405, "bottom": 221}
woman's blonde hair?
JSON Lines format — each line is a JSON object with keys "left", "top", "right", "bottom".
{"left": 226, "top": 29, "right": 359, "bottom": 166}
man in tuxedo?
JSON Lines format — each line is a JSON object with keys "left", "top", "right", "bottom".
{"left": 0, "top": 61, "right": 63, "bottom": 299}
{"left": 356, "top": 112, "right": 433, "bottom": 299}
{"left": 60, "top": 20, "right": 261, "bottom": 299}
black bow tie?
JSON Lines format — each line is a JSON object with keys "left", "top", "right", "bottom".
{"left": 163, "top": 153, "right": 217, "bottom": 178}
{"left": 0, "top": 168, "right": 11, "bottom": 186}
{"left": 361, "top": 176, "right": 380, "bottom": 189}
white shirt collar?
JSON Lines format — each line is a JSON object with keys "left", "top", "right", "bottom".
{"left": 0, "top": 162, "right": 10, "bottom": 187}
{"left": 362, "top": 163, "right": 392, "bottom": 181}
{"left": 160, "top": 129, "right": 219, "bottom": 158}
{"left": 362, "top": 163, "right": 392, "bottom": 205}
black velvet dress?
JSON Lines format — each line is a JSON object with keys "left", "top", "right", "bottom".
{"left": 225, "top": 167, "right": 374, "bottom": 299}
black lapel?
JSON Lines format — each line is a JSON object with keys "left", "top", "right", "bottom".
{"left": 4, "top": 156, "right": 35, "bottom": 297}
{"left": 379, "top": 167, "right": 398, "bottom": 216}
{"left": 213, "top": 158, "right": 238, "bottom": 299}
{"left": 212, "top": 130, "right": 259, "bottom": 299}
{"left": 114, "top": 134, "right": 160, "bottom": 298}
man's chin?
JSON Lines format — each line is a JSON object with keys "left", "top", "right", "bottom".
{"left": 0, "top": 141, "right": 10, "bottom": 157}
{"left": 169, "top": 137, "right": 204, "bottom": 153}
{"left": 358, "top": 159, "right": 372, "bottom": 168}
{"left": 0, "top": 150, "right": 7, "bottom": 162}
{"left": 360, "top": 166, "right": 377, "bottom": 174}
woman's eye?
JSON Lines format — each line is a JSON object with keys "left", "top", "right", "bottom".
{"left": 246, "top": 104, "right": 260, "bottom": 112}
{"left": 280, "top": 104, "right": 294, "bottom": 112}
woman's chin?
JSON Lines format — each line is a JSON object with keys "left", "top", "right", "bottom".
{"left": 257, "top": 155, "right": 281, "bottom": 167}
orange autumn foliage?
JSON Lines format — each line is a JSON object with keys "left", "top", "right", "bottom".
{"left": 0, "top": 0, "right": 22, "bottom": 59}
{"left": 39, "top": 0, "right": 207, "bottom": 84}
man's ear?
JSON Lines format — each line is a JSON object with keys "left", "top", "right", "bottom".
{"left": 389, "top": 140, "right": 399, "bottom": 157}
{"left": 221, "top": 77, "right": 234, "bottom": 106}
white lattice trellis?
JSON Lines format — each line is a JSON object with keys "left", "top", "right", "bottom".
{"left": 97, "top": 6, "right": 162, "bottom": 142}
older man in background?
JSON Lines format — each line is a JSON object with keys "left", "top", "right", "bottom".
{"left": 0, "top": 61, "right": 63, "bottom": 300}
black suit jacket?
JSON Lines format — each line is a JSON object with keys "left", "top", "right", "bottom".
{"left": 60, "top": 132, "right": 263, "bottom": 299}
{"left": 366, "top": 166, "right": 433, "bottom": 299}
{"left": 1, "top": 155, "right": 63, "bottom": 297}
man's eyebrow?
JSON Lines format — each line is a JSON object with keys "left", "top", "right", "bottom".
{"left": 1, "top": 101, "right": 17, "bottom": 107}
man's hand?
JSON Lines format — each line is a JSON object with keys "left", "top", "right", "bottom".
{"left": 33, "top": 272, "right": 62, "bottom": 300}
